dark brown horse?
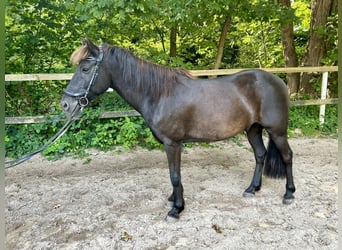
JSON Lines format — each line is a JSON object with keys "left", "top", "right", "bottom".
{"left": 61, "top": 38, "right": 295, "bottom": 219}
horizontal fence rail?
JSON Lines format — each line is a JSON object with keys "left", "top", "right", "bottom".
{"left": 5, "top": 66, "right": 338, "bottom": 81}
{"left": 5, "top": 66, "right": 338, "bottom": 125}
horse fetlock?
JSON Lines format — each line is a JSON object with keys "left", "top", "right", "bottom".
{"left": 170, "top": 175, "right": 181, "bottom": 187}
{"left": 284, "top": 189, "right": 295, "bottom": 198}
{"left": 166, "top": 200, "right": 174, "bottom": 209}
{"left": 174, "top": 199, "right": 184, "bottom": 209}
{"left": 286, "top": 184, "right": 296, "bottom": 193}
{"left": 168, "top": 192, "right": 175, "bottom": 202}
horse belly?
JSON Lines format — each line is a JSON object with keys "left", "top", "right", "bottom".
{"left": 184, "top": 111, "right": 249, "bottom": 141}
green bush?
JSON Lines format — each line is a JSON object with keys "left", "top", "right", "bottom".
{"left": 288, "top": 105, "right": 337, "bottom": 137}
{"left": 5, "top": 108, "right": 162, "bottom": 160}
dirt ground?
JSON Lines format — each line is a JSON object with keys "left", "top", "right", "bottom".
{"left": 5, "top": 138, "right": 338, "bottom": 250}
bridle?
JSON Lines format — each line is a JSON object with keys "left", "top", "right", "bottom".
{"left": 63, "top": 46, "right": 104, "bottom": 108}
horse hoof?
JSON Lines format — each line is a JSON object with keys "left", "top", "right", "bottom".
{"left": 166, "top": 207, "right": 182, "bottom": 220}
{"left": 243, "top": 191, "right": 255, "bottom": 198}
{"left": 165, "top": 209, "right": 180, "bottom": 223}
{"left": 283, "top": 198, "right": 294, "bottom": 205}
{"left": 165, "top": 214, "right": 179, "bottom": 223}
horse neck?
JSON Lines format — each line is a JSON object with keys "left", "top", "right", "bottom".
{"left": 107, "top": 55, "right": 155, "bottom": 114}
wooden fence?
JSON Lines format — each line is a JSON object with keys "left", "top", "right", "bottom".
{"left": 5, "top": 66, "right": 338, "bottom": 125}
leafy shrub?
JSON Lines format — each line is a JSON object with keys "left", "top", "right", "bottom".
{"left": 288, "top": 105, "right": 337, "bottom": 137}
{"left": 5, "top": 107, "right": 162, "bottom": 160}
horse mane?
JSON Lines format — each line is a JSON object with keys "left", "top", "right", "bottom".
{"left": 70, "top": 45, "right": 90, "bottom": 65}
{"left": 109, "top": 45, "right": 194, "bottom": 100}
{"left": 70, "top": 43, "right": 194, "bottom": 100}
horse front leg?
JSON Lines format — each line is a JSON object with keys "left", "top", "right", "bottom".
{"left": 164, "top": 142, "right": 184, "bottom": 219}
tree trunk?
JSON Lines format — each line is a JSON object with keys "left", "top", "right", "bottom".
{"left": 213, "top": 15, "right": 232, "bottom": 69}
{"left": 278, "top": 0, "right": 300, "bottom": 95}
{"left": 152, "top": 19, "right": 166, "bottom": 54}
{"left": 300, "top": 0, "right": 334, "bottom": 94}
{"left": 169, "top": 25, "right": 177, "bottom": 57}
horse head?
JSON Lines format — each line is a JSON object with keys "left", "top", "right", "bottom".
{"left": 61, "top": 38, "right": 110, "bottom": 119}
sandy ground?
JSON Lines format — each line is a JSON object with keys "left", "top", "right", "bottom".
{"left": 5, "top": 138, "right": 338, "bottom": 250}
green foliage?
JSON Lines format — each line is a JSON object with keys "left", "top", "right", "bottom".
{"left": 6, "top": 122, "right": 59, "bottom": 159}
{"left": 288, "top": 105, "right": 338, "bottom": 137}
{"left": 5, "top": 0, "right": 81, "bottom": 74}
{"left": 5, "top": 80, "right": 68, "bottom": 116}
{"left": 5, "top": 109, "right": 162, "bottom": 160}
{"left": 6, "top": 0, "right": 337, "bottom": 73}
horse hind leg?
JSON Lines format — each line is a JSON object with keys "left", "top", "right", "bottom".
{"left": 265, "top": 133, "right": 295, "bottom": 204}
{"left": 243, "top": 124, "right": 267, "bottom": 197}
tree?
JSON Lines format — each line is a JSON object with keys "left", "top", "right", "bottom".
{"left": 213, "top": 14, "right": 232, "bottom": 69}
{"left": 300, "top": 0, "right": 337, "bottom": 94}
{"left": 278, "top": 0, "right": 300, "bottom": 95}
{"left": 169, "top": 25, "right": 178, "bottom": 57}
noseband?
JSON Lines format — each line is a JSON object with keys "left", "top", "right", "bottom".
{"left": 63, "top": 46, "right": 104, "bottom": 107}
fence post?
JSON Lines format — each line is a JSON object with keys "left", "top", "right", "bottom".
{"left": 319, "top": 72, "right": 328, "bottom": 125}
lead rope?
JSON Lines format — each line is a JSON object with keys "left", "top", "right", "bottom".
{"left": 5, "top": 119, "right": 74, "bottom": 169}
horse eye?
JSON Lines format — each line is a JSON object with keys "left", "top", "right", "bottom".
{"left": 82, "top": 67, "right": 90, "bottom": 73}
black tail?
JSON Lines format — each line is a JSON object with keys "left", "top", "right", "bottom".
{"left": 264, "top": 139, "right": 286, "bottom": 179}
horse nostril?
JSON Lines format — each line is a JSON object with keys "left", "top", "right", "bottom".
{"left": 61, "top": 101, "right": 69, "bottom": 111}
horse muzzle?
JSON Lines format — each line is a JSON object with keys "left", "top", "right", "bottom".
{"left": 61, "top": 94, "right": 83, "bottom": 120}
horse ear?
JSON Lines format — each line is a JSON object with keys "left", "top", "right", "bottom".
{"left": 83, "top": 37, "right": 99, "bottom": 57}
